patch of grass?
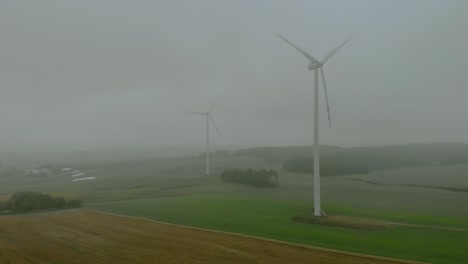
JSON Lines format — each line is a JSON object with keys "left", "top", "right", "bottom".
{"left": 88, "top": 194, "right": 468, "bottom": 264}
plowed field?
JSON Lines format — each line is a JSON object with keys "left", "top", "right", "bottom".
{"left": 0, "top": 209, "right": 424, "bottom": 264}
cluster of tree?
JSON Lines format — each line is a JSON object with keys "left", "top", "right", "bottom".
{"left": 440, "top": 149, "right": 468, "bottom": 165}
{"left": 282, "top": 158, "right": 369, "bottom": 176}
{"left": 0, "top": 191, "right": 82, "bottom": 213}
{"left": 220, "top": 169, "right": 278, "bottom": 188}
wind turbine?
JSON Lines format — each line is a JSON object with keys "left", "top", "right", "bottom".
{"left": 189, "top": 102, "right": 220, "bottom": 175}
{"left": 276, "top": 33, "right": 350, "bottom": 216}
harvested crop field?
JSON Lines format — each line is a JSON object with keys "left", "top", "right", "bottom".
{"left": 0, "top": 209, "right": 424, "bottom": 264}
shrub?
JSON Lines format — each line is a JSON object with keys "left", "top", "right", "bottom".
{"left": 0, "top": 201, "right": 7, "bottom": 211}
{"left": 53, "top": 197, "right": 67, "bottom": 209}
{"left": 220, "top": 169, "right": 278, "bottom": 188}
{"left": 67, "top": 199, "right": 83, "bottom": 208}
{"left": 6, "top": 191, "right": 82, "bottom": 213}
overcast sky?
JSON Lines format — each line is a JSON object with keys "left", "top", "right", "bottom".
{"left": 0, "top": 0, "right": 467, "bottom": 151}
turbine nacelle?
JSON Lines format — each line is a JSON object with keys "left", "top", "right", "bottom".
{"left": 308, "top": 61, "right": 322, "bottom": 70}
{"left": 276, "top": 33, "right": 351, "bottom": 128}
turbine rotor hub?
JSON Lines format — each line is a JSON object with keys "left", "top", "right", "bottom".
{"left": 308, "top": 62, "right": 321, "bottom": 70}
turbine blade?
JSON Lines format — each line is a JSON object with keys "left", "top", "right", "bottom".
{"left": 209, "top": 114, "right": 220, "bottom": 135}
{"left": 322, "top": 37, "right": 352, "bottom": 63}
{"left": 320, "top": 67, "right": 331, "bottom": 128}
{"left": 208, "top": 96, "right": 218, "bottom": 113}
{"left": 275, "top": 33, "right": 320, "bottom": 64}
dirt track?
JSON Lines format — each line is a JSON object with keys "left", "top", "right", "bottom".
{"left": 0, "top": 209, "right": 426, "bottom": 264}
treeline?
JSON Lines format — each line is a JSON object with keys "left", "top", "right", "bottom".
{"left": 220, "top": 169, "right": 279, "bottom": 188}
{"left": 0, "top": 191, "right": 82, "bottom": 213}
{"left": 235, "top": 145, "right": 342, "bottom": 163}
{"left": 283, "top": 158, "right": 369, "bottom": 176}
{"left": 439, "top": 149, "right": 468, "bottom": 165}
{"left": 237, "top": 143, "right": 468, "bottom": 170}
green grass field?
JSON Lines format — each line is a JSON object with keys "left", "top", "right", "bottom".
{"left": 88, "top": 194, "right": 468, "bottom": 264}
{"left": 3, "top": 154, "right": 468, "bottom": 263}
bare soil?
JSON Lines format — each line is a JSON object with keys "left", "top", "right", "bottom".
{"left": 0, "top": 209, "right": 421, "bottom": 264}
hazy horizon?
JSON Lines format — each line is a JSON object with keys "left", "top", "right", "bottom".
{"left": 1, "top": 0, "right": 467, "bottom": 152}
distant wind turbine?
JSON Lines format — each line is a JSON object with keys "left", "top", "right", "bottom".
{"left": 189, "top": 101, "right": 220, "bottom": 175}
{"left": 276, "top": 33, "right": 351, "bottom": 216}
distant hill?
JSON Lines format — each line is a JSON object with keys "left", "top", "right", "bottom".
{"left": 282, "top": 157, "right": 370, "bottom": 176}
{"left": 235, "top": 143, "right": 468, "bottom": 172}
{"left": 234, "top": 145, "right": 344, "bottom": 163}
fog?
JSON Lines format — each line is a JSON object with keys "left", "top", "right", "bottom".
{"left": 0, "top": 0, "right": 467, "bottom": 153}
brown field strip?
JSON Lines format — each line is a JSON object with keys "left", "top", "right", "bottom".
{"left": 0, "top": 209, "right": 429, "bottom": 264}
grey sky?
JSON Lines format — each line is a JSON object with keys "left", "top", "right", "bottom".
{"left": 0, "top": 0, "right": 466, "bottom": 151}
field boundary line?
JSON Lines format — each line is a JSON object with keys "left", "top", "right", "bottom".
{"left": 85, "top": 208, "right": 430, "bottom": 264}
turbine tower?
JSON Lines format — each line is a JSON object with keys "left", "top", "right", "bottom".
{"left": 276, "top": 33, "right": 350, "bottom": 216}
{"left": 189, "top": 102, "right": 220, "bottom": 175}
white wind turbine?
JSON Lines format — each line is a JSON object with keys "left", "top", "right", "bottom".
{"left": 189, "top": 102, "right": 220, "bottom": 175}
{"left": 276, "top": 33, "right": 351, "bottom": 216}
